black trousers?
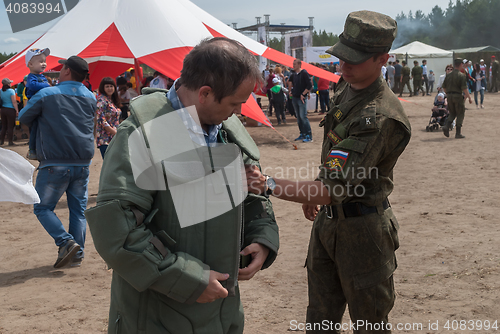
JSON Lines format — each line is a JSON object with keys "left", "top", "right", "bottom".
{"left": 0, "top": 107, "right": 16, "bottom": 144}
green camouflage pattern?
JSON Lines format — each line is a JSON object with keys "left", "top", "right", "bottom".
{"left": 307, "top": 76, "right": 411, "bottom": 333}
{"left": 326, "top": 11, "right": 397, "bottom": 65}
{"left": 443, "top": 69, "right": 468, "bottom": 128}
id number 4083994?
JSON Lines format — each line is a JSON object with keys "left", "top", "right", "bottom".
{"left": 5, "top": 2, "right": 62, "bottom": 14}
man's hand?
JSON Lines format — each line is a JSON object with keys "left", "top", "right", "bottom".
{"left": 238, "top": 243, "right": 270, "bottom": 281}
{"left": 245, "top": 164, "right": 266, "bottom": 195}
{"left": 302, "top": 204, "right": 320, "bottom": 221}
{"left": 196, "top": 270, "right": 229, "bottom": 303}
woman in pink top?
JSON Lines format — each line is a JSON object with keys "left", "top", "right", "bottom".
{"left": 96, "top": 77, "right": 121, "bottom": 159}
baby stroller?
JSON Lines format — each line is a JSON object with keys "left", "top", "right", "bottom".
{"left": 426, "top": 107, "right": 449, "bottom": 132}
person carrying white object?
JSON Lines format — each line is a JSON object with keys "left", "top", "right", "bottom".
{"left": 0, "top": 147, "right": 40, "bottom": 204}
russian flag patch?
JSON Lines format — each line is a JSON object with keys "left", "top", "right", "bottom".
{"left": 324, "top": 149, "right": 349, "bottom": 171}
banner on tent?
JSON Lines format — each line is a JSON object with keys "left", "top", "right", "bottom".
{"left": 305, "top": 47, "right": 339, "bottom": 64}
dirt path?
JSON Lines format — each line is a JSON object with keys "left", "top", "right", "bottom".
{"left": 1, "top": 92, "right": 499, "bottom": 333}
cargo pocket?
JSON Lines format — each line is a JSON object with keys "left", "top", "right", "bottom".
{"left": 353, "top": 257, "right": 396, "bottom": 290}
{"left": 158, "top": 302, "right": 194, "bottom": 334}
{"left": 389, "top": 216, "right": 400, "bottom": 251}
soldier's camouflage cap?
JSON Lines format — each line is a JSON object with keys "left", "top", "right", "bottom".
{"left": 326, "top": 11, "right": 397, "bottom": 65}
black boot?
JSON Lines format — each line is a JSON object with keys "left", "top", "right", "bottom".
{"left": 455, "top": 126, "right": 465, "bottom": 139}
{"left": 443, "top": 123, "right": 450, "bottom": 137}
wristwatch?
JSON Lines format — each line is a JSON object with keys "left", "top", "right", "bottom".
{"left": 265, "top": 175, "right": 276, "bottom": 196}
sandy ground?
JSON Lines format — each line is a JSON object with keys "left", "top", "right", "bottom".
{"left": 0, "top": 91, "right": 499, "bottom": 333}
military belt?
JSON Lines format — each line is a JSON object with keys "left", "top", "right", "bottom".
{"left": 324, "top": 199, "right": 390, "bottom": 219}
{"left": 447, "top": 92, "right": 462, "bottom": 95}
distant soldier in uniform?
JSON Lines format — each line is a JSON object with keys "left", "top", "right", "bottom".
{"left": 489, "top": 55, "right": 499, "bottom": 92}
{"left": 411, "top": 60, "right": 423, "bottom": 96}
{"left": 246, "top": 10, "right": 411, "bottom": 334}
{"left": 399, "top": 60, "right": 412, "bottom": 97}
{"left": 442, "top": 58, "right": 472, "bottom": 139}
{"left": 393, "top": 59, "right": 402, "bottom": 93}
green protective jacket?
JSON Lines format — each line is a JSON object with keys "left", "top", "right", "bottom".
{"left": 85, "top": 90, "right": 279, "bottom": 334}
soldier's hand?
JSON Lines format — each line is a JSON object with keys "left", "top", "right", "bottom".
{"left": 245, "top": 164, "right": 267, "bottom": 194}
{"left": 302, "top": 204, "right": 320, "bottom": 221}
{"left": 196, "top": 270, "right": 229, "bottom": 303}
{"left": 238, "top": 243, "right": 270, "bottom": 280}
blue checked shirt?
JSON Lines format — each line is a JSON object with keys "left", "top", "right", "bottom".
{"left": 167, "top": 79, "right": 222, "bottom": 147}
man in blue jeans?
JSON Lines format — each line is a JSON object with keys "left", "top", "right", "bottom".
{"left": 19, "top": 56, "right": 96, "bottom": 268}
{"left": 289, "top": 59, "right": 313, "bottom": 142}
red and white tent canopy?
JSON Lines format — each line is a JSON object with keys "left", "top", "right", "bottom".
{"left": 0, "top": 0, "right": 339, "bottom": 126}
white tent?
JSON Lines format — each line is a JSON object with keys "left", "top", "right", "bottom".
{"left": 390, "top": 41, "right": 453, "bottom": 92}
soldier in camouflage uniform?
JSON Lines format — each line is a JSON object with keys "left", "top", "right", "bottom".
{"left": 246, "top": 10, "right": 411, "bottom": 334}
{"left": 399, "top": 61, "right": 412, "bottom": 97}
{"left": 411, "top": 60, "right": 423, "bottom": 96}
{"left": 442, "top": 58, "right": 472, "bottom": 139}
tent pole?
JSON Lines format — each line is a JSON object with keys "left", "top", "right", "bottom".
{"left": 134, "top": 58, "right": 143, "bottom": 95}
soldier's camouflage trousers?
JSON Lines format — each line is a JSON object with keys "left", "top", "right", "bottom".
{"left": 413, "top": 80, "right": 422, "bottom": 95}
{"left": 306, "top": 206, "right": 400, "bottom": 334}
{"left": 400, "top": 77, "right": 411, "bottom": 95}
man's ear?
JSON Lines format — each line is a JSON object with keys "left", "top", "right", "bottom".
{"left": 198, "top": 86, "right": 212, "bottom": 104}
{"left": 379, "top": 54, "right": 390, "bottom": 67}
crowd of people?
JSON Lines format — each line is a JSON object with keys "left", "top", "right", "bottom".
{"left": 0, "top": 10, "right": 498, "bottom": 331}
{"left": 261, "top": 61, "right": 341, "bottom": 143}
{"left": 1, "top": 48, "right": 178, "bottom": 270}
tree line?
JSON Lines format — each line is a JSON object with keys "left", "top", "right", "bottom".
{"left": 0, "top": 52, "right": 17, "bottom": 64}
{"left": 394, "top": 0, "right": 500, "bottom": 49}
{"left": 267, "top": 30, "right": 340, "bottom": 52}
{"left": 266, "top": 0, "right": 499, "bottom": 53}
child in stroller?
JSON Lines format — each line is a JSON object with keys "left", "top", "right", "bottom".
{"left": 426, "top": 93, "right": 449, "bottom": 132}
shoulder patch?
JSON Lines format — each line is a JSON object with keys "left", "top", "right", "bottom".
{"left": 359, "top": 102, "right": 377, "bottom": 131}
{"left": 360, "top": 115, "right": 377, "bottom": 130}
{"left": 327, "top": 130, "right": 342, "bottom": 145}
{"left": 334, "top": 109, "right": 343, "bottom": 120}
{"left": 324, "top": 149, "right": 349, "bottom": 171}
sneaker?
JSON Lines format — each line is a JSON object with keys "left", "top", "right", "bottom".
{"left": 481, "top": 105, "right": 484, "bottom": 109}
{"left": 303, "top": 135, "right": 313, "bottom": 143}
{"left": 26, "top": 150, "right": 37, "bottom": 160}
{"left": 294, "top": 135, "right": 305, "bottom": 141}
{"left": 54, "top": 240, "right": 81, "bottom": 268}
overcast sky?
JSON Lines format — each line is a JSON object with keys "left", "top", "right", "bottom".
{"left": 0, "top": 0, "right": 452, "bottom": 54}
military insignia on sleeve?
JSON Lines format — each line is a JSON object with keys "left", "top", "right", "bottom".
{"left": 334, "top": 109, "right": 343, "bottom": 120}
{"left": 327, "top": 130, "right": 342, "bottom": 145}
{"left": 324, "top": 149, "right": 349, "bottom": 171}
{"left": 360, "top": 116, "right": 376, "bottom": 130}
